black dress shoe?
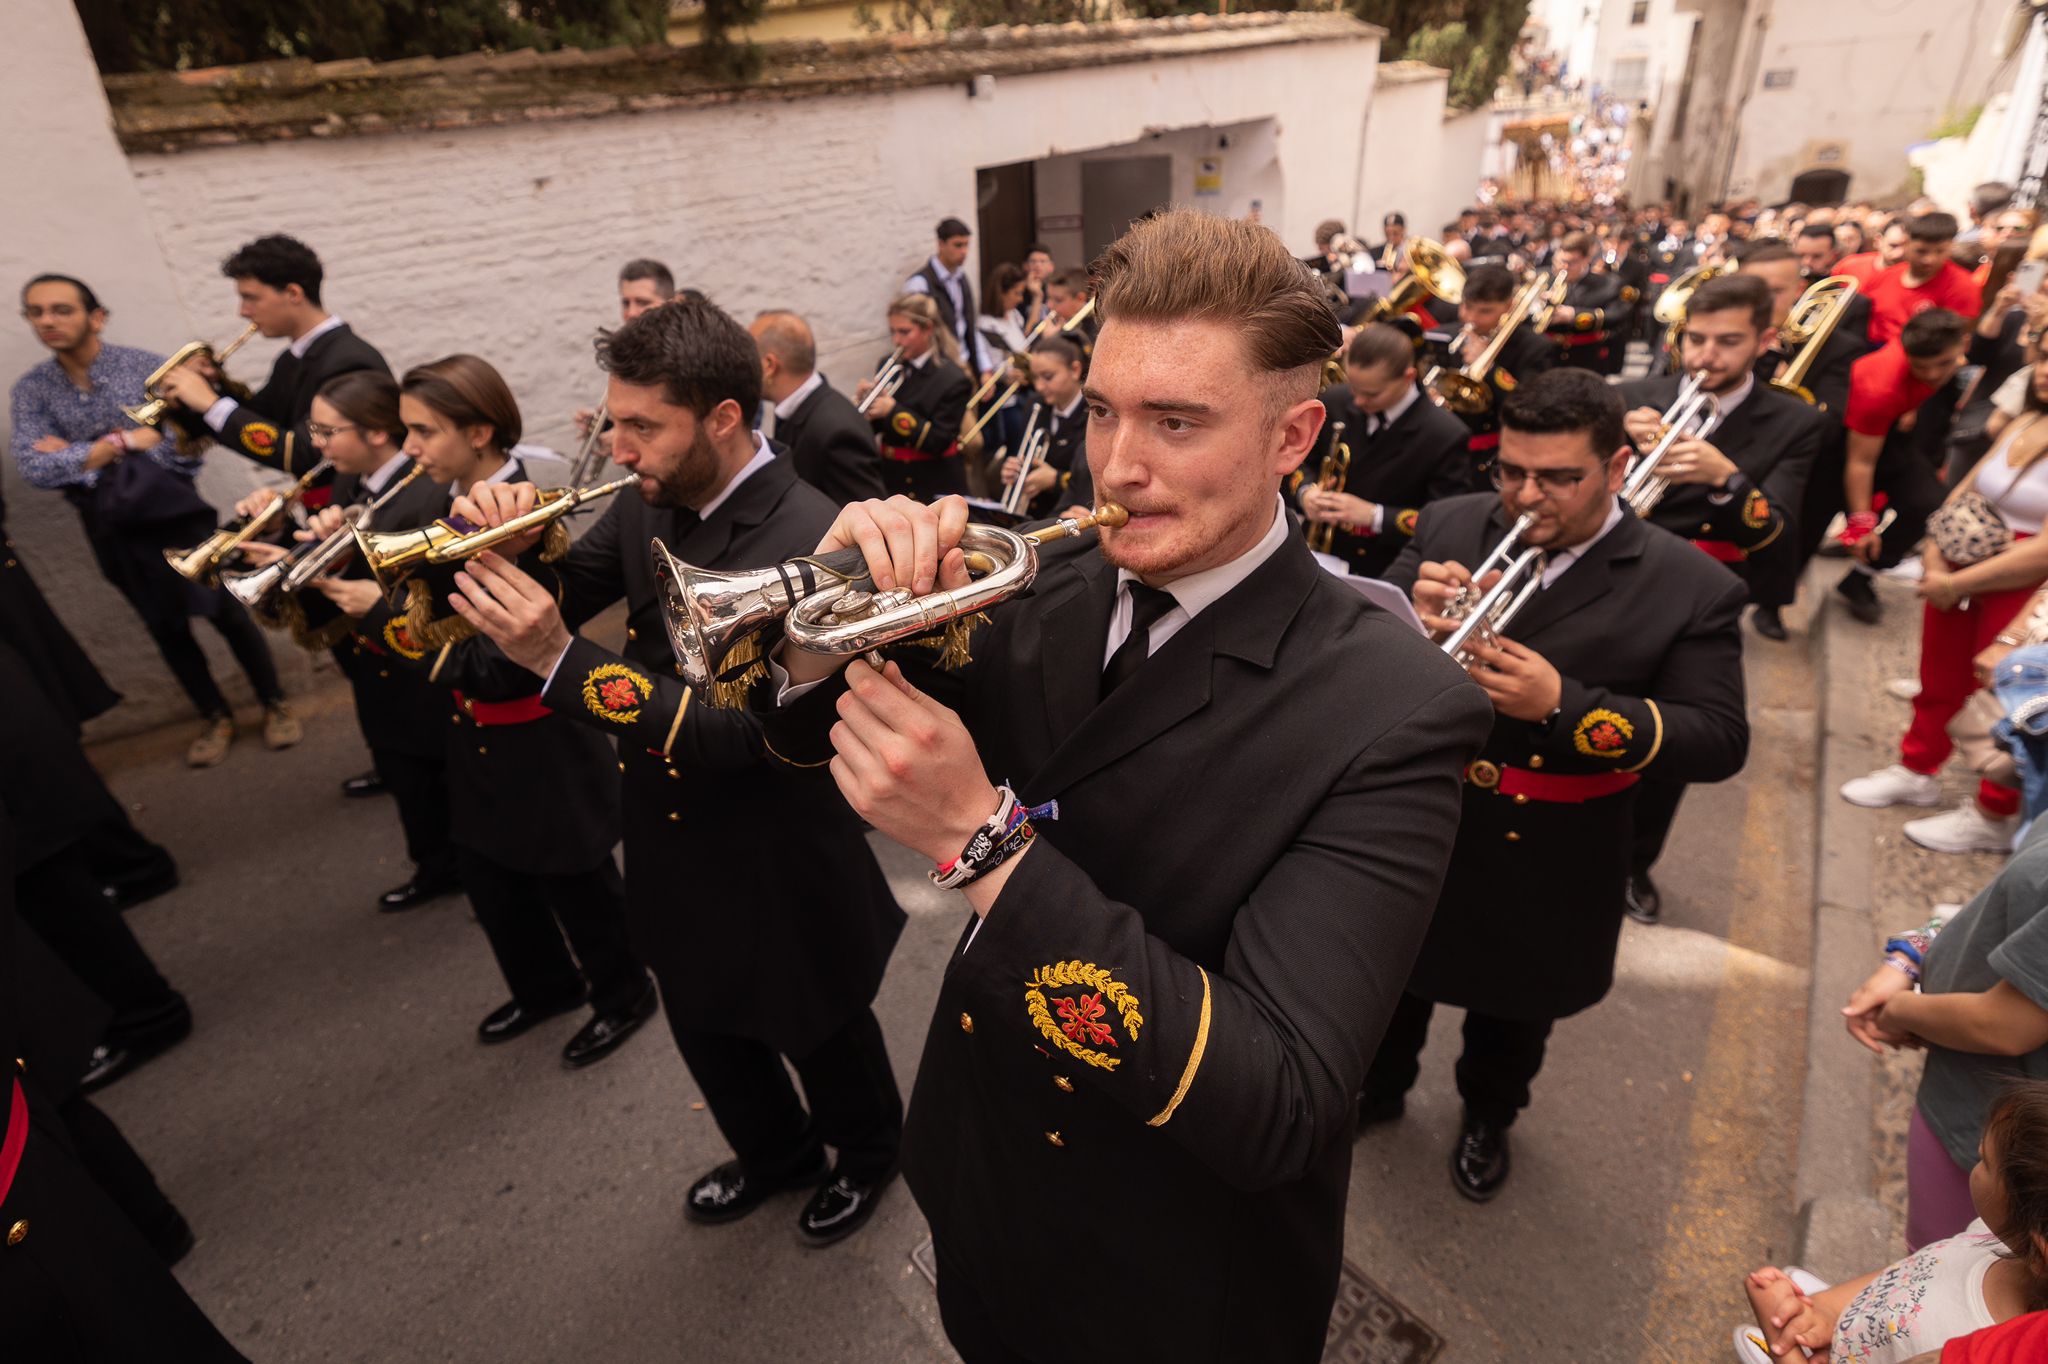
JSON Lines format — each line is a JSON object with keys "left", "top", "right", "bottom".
{"left": 1450, "top": 1114, "right": 1512, "bottom": 1202}
{"left": 150, "top": 1209, "right": 197, "bottom": 1267}
{"left": 477, "top": 993, "right": 585, "bottom": 1045}
{"left": 1624, "top": 873, "right": 1661, "bottom": 926}
{"left": 101, "top": 857, "right": 180, "bottom": 912}
{"left": 797, "top": 1168, "right": 896, "bottom": 1247}
{"left": 1749, "top": 606, "right": 1788, "bottom": 642}
{"left": 341, "top": 770, "right": 387, "bottom": 799}
{"left": 1355, "top": 1094, "right": 1405, "bottom": 1133}
{"left": 378, "top": 873, "right": 460, "bottom": 913}
{"left": 684, "top": 1156, "right": 828, "bottom": 1226}
{"left": 80, "top": 994, "right": 194, "bottom": 1094}
{"left": 1836, "top": 571, "right": 1882, "bottom": 625}
{"left": 562, "top": 979, "right": 658, "bottom": 1069}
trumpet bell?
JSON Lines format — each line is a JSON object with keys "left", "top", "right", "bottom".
{"left": 221, "top": 559, "right": 290, "bottom": 611}
{"left": 352, "top": 521, "right": 462, "bottom": 601}
{"left": 1431, "top": 371, "right": 1492, "bottom": 415}
{"left": 162, "top": 529, "right": 238, "bottom": 585}
{"left": 649, "top": 546, "right": 813, "bottom": 692}
{"left": 1404, "top": 239, "right": 1466, "bottom": 307}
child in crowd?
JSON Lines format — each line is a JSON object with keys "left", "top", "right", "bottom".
{"left": 1743, "top": 1082, "right": 2048, "bottom": 1361}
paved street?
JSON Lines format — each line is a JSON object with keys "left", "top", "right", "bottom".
{"left": 90, "top": 598, "right": 1819, "bottom": 1363}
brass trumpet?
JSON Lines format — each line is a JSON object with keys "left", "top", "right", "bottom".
{"left": 1771, "top": 275, "right": 1859, "bottom": 407}
{"left": 223, "top": 465, "right": 429, "bottom": 619}
{"left": 163, "top": 458, "right": 333, "bottom": 585}
{"left": 1304, "top": 420, "right": 1349, "bottom": 555}
{"left": 1437, "top": 513, "right": 1546, "bottom": 668}
{"left": 352, "top": 475, "right": 635, "bottom": 601}
{"left": 856, "top": 347, "right": 908, "bottom": 416}
{"left": 1431, "top": 273, "right": 1553, "bottom": 414}
{"left": 125, "top": 322, "right": 260, "bottom": 427}
{"left": 1359, "top": 238, "right": 1465, "bottom": 327}
{"left": 651, "top": 504, "right": 1129, "bottom": 702}
{"left": 1621, "top": 370, "right": 1721, "bottom": 517}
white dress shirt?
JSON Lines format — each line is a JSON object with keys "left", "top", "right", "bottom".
{"left": 773, "top": 371, "right": 826, "bottom": 425}
{"left": 362, "top": 450, "right": 411, "bottom": 495}
{"left": 1102, "top": 496, "right": 1292, "bottom": 665}
{"left": 203, "top": 315, "right": 346, "bottom": 432}
{"left": 1537, "top": 499, "right": 1626, "bottom": 588}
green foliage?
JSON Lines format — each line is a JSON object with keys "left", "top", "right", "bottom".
{"left": 1350, "top": 0, "right": 1529, "bottom": 108}
{"left": 73, "top": 0, "right": 673, "bottom": 73}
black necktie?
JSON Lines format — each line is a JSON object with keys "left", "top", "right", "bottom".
{"left": 1101, "top": 583, "right": 1179, "bottom": 699}
{"left": 1362, "top": 413, "right": 1383, "bottom": 439}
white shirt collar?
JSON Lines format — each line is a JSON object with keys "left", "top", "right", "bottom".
{"left": 290, "top": 315, "right": 344, "bottom": 359}
{"left": 1371, "top": 383, "right": 1421, "bottom": 430}
{"left": 928, "top": 255, "right": 963, "bottom": 285}
{"left": 1054, "top": 391, "right": 1085, "bottom": 422}
{"left": 1539, "top": 499, "right": 1627, "bottom": 587}
{"left": 363, "top": 451, "right": 410, "bottom": 493}
{"left": 452, "top": 454, "right": 519, "bottom": 498}
{"left": 1110, "top": 495, "right": 1291, "bottom": 661}
{"left": 907, "top": 349, "right": 933, "bottom": 370}
{"left": 774, "top": 370, "right": 825, "bottom": 421}
{"left": 697, "top": 432, "right": 776, "bottom": 521}
{"left": 1710, "top": 371, "right": 1755, "bottom": 417}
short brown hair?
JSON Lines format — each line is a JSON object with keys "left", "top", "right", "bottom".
{"left": 1089, "top": 208, "right": 1341, "bottom": 397}
{"left": 1558, "top": 231, "right": 1597, "bottom": 256}
{"left": 317, "top": 370, "right": 404, "bottom": 443}
{"left": 1345, "top": 322, "right": 1415, "bottom": 376}
{"left": 1984, "top": 1081, "right": 2048, "bottom": 1309}
{"left": 1686, "top": 275, "right": 1773, "bottom": 333}
{"left": 602, "top": 297, "right": 763, "bottom": 418}
{"left": 400, "top": 355, "right": 522, "bottom": 451}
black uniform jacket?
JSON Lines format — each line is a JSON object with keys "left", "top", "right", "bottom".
{"left": 1384, "top": 495, "right": 1749, "bottom": 1018}
{"left": 356, "top": 461, "right": 620, "bottom": 876}
{"left": 1751, "top": 292, "right": 1874, "bottom": 418}
{"left": 0, "top": 494, "right": 119, "bottom": 729}
{"left": 760, "top": 526, "right": 1492, "bottom": 1363}
{"left": 329, "top": 459, "right": 455, "bottom": 759}
{"left": 1297, "top": 383, "right": 1479, "bottom": 577}
{"left": 773, "top": 377, "right": 886, "bottom": 507}
{"left": 1014, "top": 394, "right": 1089, "bottom": 519}
{"left": 1426, "top": 323, "right": 1557, "bottom": 449}
{"left": 542, "top": 457, "right": 903, "bottom": 1054}
{"left": 872, "top": 353, "right": 970, "bottom": 457}
{"left": 1547, "top": 272, "right": 1627, "bottom": 371}
{"left": 211, "top": 323, "right": 390, "bottom": 476}
{"left": 1617, "top": 374, "right": 1828, "bottom": 560}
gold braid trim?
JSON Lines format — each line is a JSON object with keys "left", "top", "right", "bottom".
{"left": 1022, "top": 961, "right": 1145, "bottom": 1073}
{"left": 896, "top": 612, "right": 989, "bottom": 671}
{"left": 539, "top": 520, "right": 571, "bottom": 564}
{"left": 1147, "top": 967, "right": 1211, "bottom": 1127}
{"left": 404, "top": 579, "right": 479, "bottom": 649}
{"left": 1620, "top": 699, "right": 1666, "bottom": 774}
{"left": 706, "top": 633, "right": 768, "bottom": 710}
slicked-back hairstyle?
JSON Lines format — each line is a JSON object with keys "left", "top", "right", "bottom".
{"left": 1900, "top": 308, "right": 1971, "bottom": 359}
{"left": 1558, "top": 231, "right": 1597, "bottom": 256}
{"left": 751, "top": 309, "right": 817, "bottom": 376}
{"left": 619, "top": 258, "right": 676, "bottom": 298}
{"left": 1499, "top": 368, "right": 1625, "bottom": 460}
{"left": 221, "top": 234, "right": 324, "bottom": 306}
{"left": 401, "top": 355, "right": 522, "bottom": 452}
{"left": 1030, "top": 335, "right": 1083, "bottom": 367}
{"left": 1345, "top": 322, "right": 1416, "bottom": 375}
{"left": 1088, "top": 209, "right": 1342, "bottom": 402}
{"left": 20, "top": 273, "right": 102, "bottom": 313}
{"left": 1907, "top": 212, "right": 1961, "bottom": 244}
{"left": 318, "top": 370, "right": 405, "bottom": 443}
{"left": 1797, "top": 222, "right": 1837, "bottom": 244}
{"left": 599, "top": 297, "right": 762, "bottom": 419}
{"left": 1048, "top": 269, "right": 1091, "bottom": 295}
{"left": 1462, "top": 263, "right": 1518, "bottom": 303}
{"left": 1686, "top": 274, "right": 1774, "bottom": 333}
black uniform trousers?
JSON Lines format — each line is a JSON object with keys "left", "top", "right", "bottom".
{"left": 0, "top": 1082, "right": 246, "bottom": 1363}
{"left": 371, "top": 747, "right": 456, "bottom": 883}
{"left": 669, "top": 1005, "right": 902, "bottom": 1184}
{"left": 1630, "top": 777, "right": 1688, "bottom": 879}
{"left": 455, "top": 849, "right": 645, "bottom": 1016}
{"left": 1362, "top": 991, "right": 1555, "bottom": 1129}
{"left": 16, "top": 844, "right": 177, "bottom": 1030}
{"left": 936, "top": 1237, "right": 1038, "bottom": 1364}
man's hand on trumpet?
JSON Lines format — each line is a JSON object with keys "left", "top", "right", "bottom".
{"left": 1299, "top": 486, "right": 1377, "bottom": 529}
{"left": 446, "top": 549, "right": 572, "bottom": 677}
{"left": 779, "top": 494, "right": 974, "bottom": 688}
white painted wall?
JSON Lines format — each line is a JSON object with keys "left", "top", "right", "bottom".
{"left": 1358, "top": 69, "right": 1452, "bottom": 242}
{"left": 1030, "top": 118, "right": 1281, "bottom": 267}
{"left": 2, "top": 0, "right": 319, "bottom": 739}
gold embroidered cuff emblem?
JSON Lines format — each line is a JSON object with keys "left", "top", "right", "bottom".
{"left": 1573, "top": 707, "right": 1634, "bottom": 758}
{"left": 1024, "top": 961, "right": 1144, "bottom": 1072}
{"left": 1742, "top": 489, "right": 1770, "bottom": 529}
{"left": 382, "top": 617, "right": 426, "bottom": 660}
{"left": 583, "top": 661, "right": 654, "bottom": 725}
{"left": 891, "top": 410, "right": 916, "bottom": 437}
{"left": 241, "top": 421, "right": 280, "bottom": 455}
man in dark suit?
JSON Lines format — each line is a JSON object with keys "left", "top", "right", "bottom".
{"left": 1296, "top": 322, "right": 1478, "bottom": 577}
{"left": 443, "top": 301, "right": 908, "bottom": 1248}
{"left": 159, "top": 234, "right": 389, "bottom": 481}
{"left": 1615, "top": 273, "right": 1827, "bottom": 920}
{"left": 1544, "top": 231, "right": 1628, "bottom": 375}
{"left": 759, "top": 210, "right": 1492, "bottom": 1363}
{"left": 1375, "top": 369, "right": 1750, "bottom": 1201}
{"left": 902, "top": 216, "right": 991, "bottom": 377}
{"left": 750, "top": 309, "right": 886, "bottom": 506}
{"left": 1426, "top": 262, "right": 1556, "bottom": 470}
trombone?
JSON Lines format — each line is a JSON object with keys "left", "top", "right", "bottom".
{"left": 223, "top": 465, "right": 428, "bottom": 619}
{"left": 1430, "top": 273, "right": 1553, "bottom": 414}
{"left": 1771, "top": 275, "right": 1859, "bottom": 407}
{"left": 163, "top": 458, "right": 333, "bottom": 585}
{"left": 856, "top": 347, "right": 908, "bottom": 416}
{"left": 566, "top": 398, "right": 611, "bottom": 488}
{"left": 1303, "top": 420, "right": 1349, "bottom": 555}
{"left": 1621, "top": 370, "right": 1721, "bottom": 518}
{"left": 651, "top": 504, "right": 1129, "bottom": 701}
{"left": 125, "top": 322, "right": 260, "bottom": 427}
{"left": 352, "top": 475, "right": 636, "bottom": 601}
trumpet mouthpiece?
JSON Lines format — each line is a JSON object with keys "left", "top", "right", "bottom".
{"left": 1090, "top": 504, "right": 1130, "bottom": 529}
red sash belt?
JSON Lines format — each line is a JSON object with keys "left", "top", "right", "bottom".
{"left": 1556, "top": 331, "right": 1612, "bottom": 348}
{"left": 301, "top": 486, "right": 334, "bottom": 512}
{"left": 451, "top": 690, "right": 551, "bottom": 726}
{"left": 1650, "top": 272, "right": 1671, "bottom": 284}
{"left": 1691, "top": 539, "right": 1746, "bottom": 563}
{"left": 1467, "top": 760, "right": 1640, "bottom": 803}
{"left": 879, "top": 443, "right": 961, "bottom": 463}
{"left": 355, "top": 636, "right": 388, "bottom": 657}
{"left": 1468, "top": 431, "right": 1501, "bottom": 452}
{"left": 0, "top": 1078, "right": 26, "bottom": 1210}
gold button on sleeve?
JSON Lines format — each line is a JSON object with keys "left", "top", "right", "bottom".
{"left": 959, "top": 1013, "right": 973, "bottom": 1034}
{"left": 5, "top": 1220, "right": 26, "bottom": 1246}
{"left": 1505, "top": 831, "right": 1521, "bottom": 842}
{"left": 1053, "top": 1076, "right": 1073, "bottom": 1092}
{"left": 1044, "top": 1131, "right": 1064, "bottom": 1147}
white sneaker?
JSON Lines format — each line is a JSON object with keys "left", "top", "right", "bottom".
{"left": 1840, "top": 764, "right": 1942, "bottom": 808}
{"left": 1884, "top": 558, "right": 1925, "bottom": 582}
{"left": 1904, "top": 804, "right": 2020, "bottom": 854}
{"left": 1886, "top": 678, "right": 1922, "bottom": 701}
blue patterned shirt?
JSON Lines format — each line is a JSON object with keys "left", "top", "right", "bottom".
{"left": 9, "top": 342, "right": 204, "bottom": 491}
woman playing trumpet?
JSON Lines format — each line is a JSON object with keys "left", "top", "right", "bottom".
{"left": 858, "top": 293, "right": 972, "bottom": 503}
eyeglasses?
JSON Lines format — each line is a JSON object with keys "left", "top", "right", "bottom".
{"left": 1489, "top": 459, "right": 1605, "bottom": 495}
{"left": 307, "top": 422, "right": 359, "bottom": 442}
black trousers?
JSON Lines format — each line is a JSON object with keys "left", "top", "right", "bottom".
{"left": 669, "top": 1006, "right": 902, "bottom": 1183}
{"left": 935, "top": 1237, "right": 1040, "bottom": 1364}
{"left": 83, "top": 811, "right": 176, "bottom": 895}
{"left": 1630, "top": 776, "right": 1687, "bottom": 878}
{"left": 1362, "top": 991, "right": 1555, "bottom": 1128}
{"left": 1794, "top": 425, "right": 1949, "bottom": 583}
{"left": 455, "top": 848, "right": 646, "bottom": 1016}
{"left": 0, "top": 1083, "right": 245, "bottom": 1362}
{"left": 58, "top": 1091, "right": 183, "bottom": 1258}
{"left": 372, "top": 747, "right": 456, "bottom": 883}
{"left": 141, "top": 593, "right": 283, "bottom": 719}
{"left": 16, "top": 844, "right": 176, "bottom": 1024}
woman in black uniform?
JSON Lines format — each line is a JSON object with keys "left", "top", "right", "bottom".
{"left": 319, "top": 355, "right": 655, "bottom": 1068}
{"left": 857, "top": 292, "right": 972, "bottom": 502}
